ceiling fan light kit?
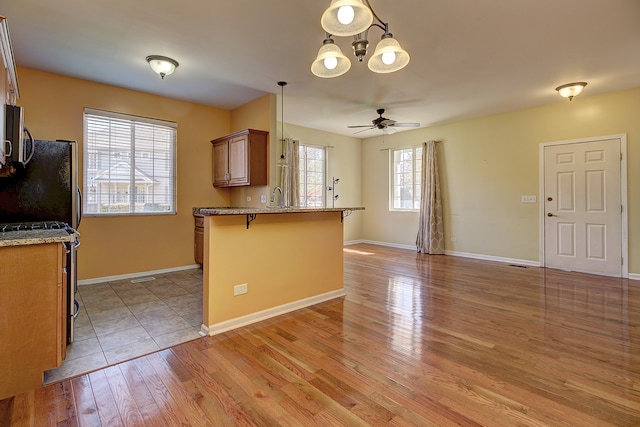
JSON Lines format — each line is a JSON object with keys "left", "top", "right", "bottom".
{"left": 313, "top": 0, "right": 409, "bottom": 78}
{"left": 555, "top": 82, "right": 588, "bottom": 101}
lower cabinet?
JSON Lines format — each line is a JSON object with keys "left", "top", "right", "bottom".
{"left": 0, "top": 243, "right": 66, "bottom": 400}
{"left": 194, "top": 215, "right": 204, "bottom": 265}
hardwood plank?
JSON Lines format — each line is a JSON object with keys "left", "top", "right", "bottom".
{"left": 2, "top": 243, "right": 640, "bottom": 425}
{"left": 70, "top": 375, "right": 101, "bottom": 427}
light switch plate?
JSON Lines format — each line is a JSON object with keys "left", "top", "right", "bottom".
{"left": 521, "top": 195, "right": 537, "bottom": 203}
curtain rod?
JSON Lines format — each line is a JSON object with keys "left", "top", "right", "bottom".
{"left": 379, "top": 140, "right": 441, "bottom": 151}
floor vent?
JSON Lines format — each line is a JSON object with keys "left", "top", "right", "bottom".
{"left": 508, "top": 264, "right": 528, "bottom": 269}
{"left": 131, "top": 276, "right": 156, "bottom": 283}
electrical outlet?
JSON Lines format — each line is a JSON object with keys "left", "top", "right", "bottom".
{"left": 261, "top": 194, "right": 267, "bottom": 203}
{"left": 234, "top": 283, "right": 248, "bottom": 296}
{"left": 521, "top": 195, "right": 537, "bottom": 203}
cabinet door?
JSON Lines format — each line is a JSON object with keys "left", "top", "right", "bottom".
{"left": 212, "top": 141, "right": 230, "bottom": 186}
{"left": 0, "top": 243, "right": 62, "bottom": 400}
{"left": 228, "top": 135, "right": 249, "bottom": 185}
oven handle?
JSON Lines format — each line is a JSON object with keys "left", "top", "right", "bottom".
{"left": 72, "top": 300, "right": 80, "bottom": 319}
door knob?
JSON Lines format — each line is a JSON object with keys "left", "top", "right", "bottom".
{"left": 547, "top": 212, "right": 557, "bottom": 217}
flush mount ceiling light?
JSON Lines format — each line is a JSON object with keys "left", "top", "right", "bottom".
{"left": 145, "top": 55, "right": 179, "bottom": 79}
{"left": 312, "top": 0, "right": 410, "bottom": 78}
{"left": 555, "top": 82, "right": 587, "bottom": 101}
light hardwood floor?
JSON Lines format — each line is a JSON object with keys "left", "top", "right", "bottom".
{"left": 1, "top": 243, "right": 639, "bottom": 426}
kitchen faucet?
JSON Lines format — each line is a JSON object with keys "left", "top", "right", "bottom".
{"left": 270, "top": 186, "right": 283, "bottom": 206}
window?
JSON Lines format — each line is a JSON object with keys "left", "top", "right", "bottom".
{"left": 298, "top": 144, "right": 326, "bottom": 207}
{"left": 83, "top": 108, "right": 177, "bottom": 216}
{"left": 391, "top": 146, "right": 422, "bottom": 210}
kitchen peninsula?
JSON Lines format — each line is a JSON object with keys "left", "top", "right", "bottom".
{"left": 194, "top": 206, "right": 364, "bottom": 335}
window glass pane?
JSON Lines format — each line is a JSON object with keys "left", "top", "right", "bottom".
{"left": 83, "top": 109, "right": 177, "bottom": 216}
{"left": 298, "top": 144, "right": 326, "bottom": 207}
{"left": 391, "top": 146, "right": 422, "bottom": 211}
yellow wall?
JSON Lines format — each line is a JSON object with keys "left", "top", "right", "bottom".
{"left": 203, "top": 212, "right": 344, "bottom": 327}
{"left": 17, "top": 67, "right": 232, "bottom": 280}
{"left": 361, "top": 87, "right": 640, "bottom": 273}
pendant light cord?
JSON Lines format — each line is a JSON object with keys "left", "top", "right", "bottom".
{"left": 278, "top": 81, "right": 287, "bottom": 159}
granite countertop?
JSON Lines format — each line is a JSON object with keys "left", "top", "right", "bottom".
{"left": 0, "top": 229, "right": 79, "bottom": 247}
{"left": 194, "top": 206, "right": 365, "bottom": 216}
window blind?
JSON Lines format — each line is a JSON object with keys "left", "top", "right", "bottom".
{"left": 83, "top": 108, "right": 177, "bottom": 216}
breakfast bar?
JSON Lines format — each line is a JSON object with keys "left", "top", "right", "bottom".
{"left": 194, "top": 206, "right": 364, "bottom": 335}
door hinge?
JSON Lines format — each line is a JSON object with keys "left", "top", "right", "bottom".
{"left": 621, "top": 257, "right": 624, "bottom": 266}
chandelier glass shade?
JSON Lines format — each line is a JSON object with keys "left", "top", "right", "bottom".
{"left": 368, "top": 34, "right": 410, "bottom": 73}
{"left": 311, "top": 38, "right": 352, "bottom": 78}
{"left": 321, "top": 0, "right": 374, "bottom": 36}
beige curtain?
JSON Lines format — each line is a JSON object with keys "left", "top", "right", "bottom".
{"left": 280, "top": 138, "right": 300, "bottom": 207}
{"left": 416, "top": 140, "right": 445, "bottom": 254}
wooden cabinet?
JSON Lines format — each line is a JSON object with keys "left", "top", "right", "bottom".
{"left": 0, "top": 243, "right": 66, "bottom": 400}
{"left": 211, "top": 129, "right": 268, "bottom": 187}
{"left": 194, "top": 215, "right": 204, "bottom": 265}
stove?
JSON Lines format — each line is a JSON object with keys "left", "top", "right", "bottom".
{"left": 0, "top": 221, "right": 74, "bottom": 233}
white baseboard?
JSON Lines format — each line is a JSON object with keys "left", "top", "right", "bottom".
{"left": 200, "top": 288, "right": 347, "bottom": 336}
{"left": 444, "top": 250, "right": 541, "bottom": 267}
{"left": 358, "top": 240, "right": 539, "bottom": 266}
{"left": 629, "top": 273, "right": 640, "bottom": 281}
{"left": 358, "top": 239, "right": 415, "bottom": 251}
{"left": 78, "top": 264, "right": 201, "bottom": 286}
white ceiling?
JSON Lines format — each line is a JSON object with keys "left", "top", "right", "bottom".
{"left": 3, "top": 0, "right": 640, "bottom": 136}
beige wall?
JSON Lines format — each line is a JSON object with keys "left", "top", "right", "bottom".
{"left": 17, "top": 67, "right": 232, "bottom": 281}
{"left": 361, "top": 87, "right": 640, "bottom": 274}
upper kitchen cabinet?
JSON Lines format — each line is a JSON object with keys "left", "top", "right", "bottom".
{"left": 211, "top": 129, "right": 268, "bottom": 187}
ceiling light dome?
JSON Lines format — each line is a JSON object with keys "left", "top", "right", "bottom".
{"left": 321, "top": 0, "right": 374, "bottom": 36}
{"left": 367, "top": 34, "right": 410, "bottom": 73}
{"left": 146, "top": 55, "right": 179, "bottom": 79}
{"left": 555, "top": 82, "right": 587, "bottom": 101}
{"left": 311, "top": 38, "right": 351, "bottom": 78}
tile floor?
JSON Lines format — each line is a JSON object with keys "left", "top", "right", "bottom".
{"left": 44, "top": 268, "right": 204, "bottom": 384}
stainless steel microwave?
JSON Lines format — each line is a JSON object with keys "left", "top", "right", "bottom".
{"left": 5, "top": 104, "right": 34, "bottom": 166}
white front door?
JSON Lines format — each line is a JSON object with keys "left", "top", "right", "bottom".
{"left": 543, "top": 138, "right": 622, "bottom": 276}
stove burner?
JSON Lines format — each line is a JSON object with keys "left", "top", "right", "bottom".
{"left": 0, "top": 221, "right": 73, "bottom": 233}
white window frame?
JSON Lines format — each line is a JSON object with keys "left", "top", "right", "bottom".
{"left": 390, "top": 146, "right": 422, "bottom": 211}
{"left": 298, "top": 143, "right": 327, "bottom": 208}
{"left": 83, "top": 108, "right": 177, "bottom": 217}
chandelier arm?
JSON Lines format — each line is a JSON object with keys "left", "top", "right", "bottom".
{"left": 364, "top": 0, "right": 388, "bottom": 31}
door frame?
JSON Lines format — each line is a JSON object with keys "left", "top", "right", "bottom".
{"left": 538, "top": 134, "right": 628, "bottom": 278}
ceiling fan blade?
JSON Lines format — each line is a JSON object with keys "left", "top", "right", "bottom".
{"left": 352, "top": 127, "right": 375, "bottom": 135}
{"left": 348, "top": 125, "right": 375, "bottom": 128}
{"left": 391, "top": 122, "right": 421, "bottom": 127}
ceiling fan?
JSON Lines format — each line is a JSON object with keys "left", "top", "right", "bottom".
{"left": 348, "top": 109, "right": 420, "bottom": 134}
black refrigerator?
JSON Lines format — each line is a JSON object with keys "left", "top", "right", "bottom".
{"left": 0, "top": 139, "right": 82, "bottom": 343}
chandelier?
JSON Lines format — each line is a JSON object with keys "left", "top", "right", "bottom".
{"left": 311, "top": 0, "right": 410, "bottom": 78}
